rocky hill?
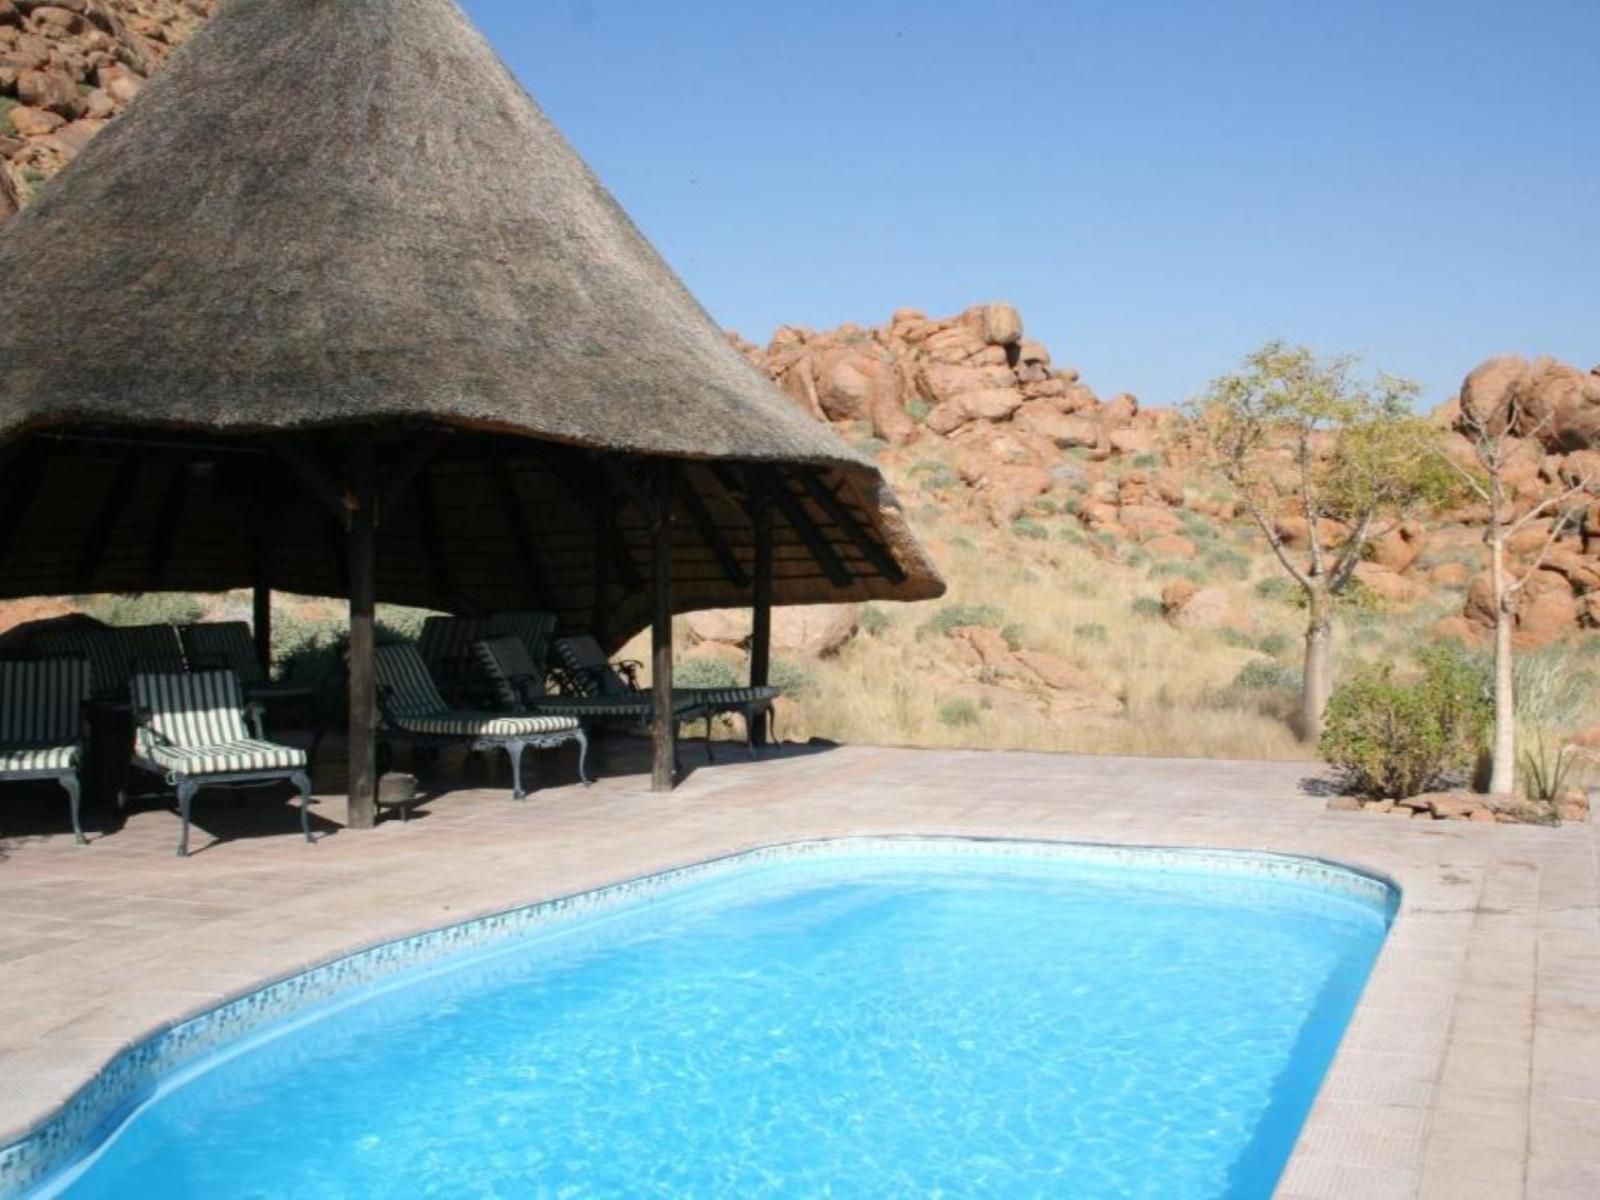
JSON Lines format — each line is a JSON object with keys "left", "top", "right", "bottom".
{"left": 661, "top": 305, "right": 1600, "bottom": 758}
{"left": 0, "top": 0, "right": 212, "bottom": 215}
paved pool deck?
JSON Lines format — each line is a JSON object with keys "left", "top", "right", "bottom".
{"left": 1, "top": 740, "right": 1597, "bottom": 1198}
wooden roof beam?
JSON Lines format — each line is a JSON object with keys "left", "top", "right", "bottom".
{"left": 798, "top": 467, "right": 906, "bottom": 584}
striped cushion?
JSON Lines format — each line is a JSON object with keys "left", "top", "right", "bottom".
{"left": 33, "top": 625, "right": 183, "bottom": 695}
{"left": 552, "top": 635, "right": 633, "bottom": 697}
{"left": 420, "top": 613, "right": 558, "bottom": 705}
{"left": 33, "top": 629, "right": 122, "bottom": 696}
{"left": 133, "top": 670, "right": 250, "bottom": 753}
{"left": 491, "top": 612, "right": 558, "bottom": 675}
{"left": 472, "top": 635, "right": 543, "bottom": 708}
{"left": 398, "top": 712, "right": 580, "bottom": 737}
{"left": 146, "top": 739, "right": 306, "bottom": 775}
{"left": 0, "top": 657, "right": 89, "bottom": 745}
{"left": 375, "top": 643, "right": 451, "bottom": 717}
{"left": 179, "top": 622, "right": 266, "bottom": 685}
{"left": 0, "top": 743, "right": 79, "bottom": 773}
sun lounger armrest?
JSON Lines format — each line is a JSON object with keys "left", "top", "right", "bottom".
{"left": 244, "top": 700, "right": 267, "bottom": 740}
{"left": 130, "top": 706, "right": 177, "bottom": 750}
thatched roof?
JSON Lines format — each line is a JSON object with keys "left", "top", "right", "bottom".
{"left": 0, "top": 0, "right": 942, "bottom": 631}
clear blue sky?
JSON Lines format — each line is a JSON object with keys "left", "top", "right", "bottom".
{"left": 460, "top": 0, "right": 1598, "bottom": 410}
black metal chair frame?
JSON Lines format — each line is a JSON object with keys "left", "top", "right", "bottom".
{"left": 375, "top": 685, "right": 591, "bottom": 802}
{"left": 126, "top": 698, "right": 313, "bottom": 858}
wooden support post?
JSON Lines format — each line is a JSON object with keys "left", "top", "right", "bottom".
{"left": 346, "top": 435, "right": 379, "bottom": 830}
{"left": 749, "top": 469, "right": 774, "bottom": 749}
{"left": 592, "top": 493, "right": 613, "bottom": 648}
{"left": 650, "top": 459, "right": 678, "bottom": 792}
{"left": 252, "top": 583, "right": 273, "bottom": 674}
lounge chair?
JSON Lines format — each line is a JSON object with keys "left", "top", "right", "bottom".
{"left": 549, "top": 634, "right": 779, "bottom": 755}
{"left": 128, "top": 669, "right": 313, "bottom": 857}
{"left": 472, "top": 634, "right": 702, "bottom": 723}
{"left": 373, "top": 642, "right": 588, "bottom": 801}
{"left": 0, "top": 657, "right": 90, "bottom": 844}
{"left": 178, "top": 621, "right": 317, "bottom": 709}
{"left": 418, "top": 612, "right": 559, "bottom": 707}
{"left": 35, "top": 623, "right": 186, "bottom": 701}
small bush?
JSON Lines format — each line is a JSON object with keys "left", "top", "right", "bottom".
{"left": 1218, "top": 627, "right": 1256, "bottom": 650}
{"left": 769, "top": 658, "right": 813, "bottom": 695}
{"left": 1521, "top": 732, "right": 1575, "bottom": 803}
{"left": 1179, "top": 512, "right": 1217, "bottom": 541}
{"left": 1130, "top": 596, "right": 1164, "bottom": 619}
{"left": 918, "top": 602, "right": 1005, "bottom": 639}
{"left": 906, "top": 399, "right": 931, "bottom": 422}
{"left": 859, "top": 605, "right": 891, "bottom": 637}
{"left": 677, "top": 656, "right": 742, "bottom": 689}
{"left": 1230, "top": 660, "right": 1301, "bottom": 692}
{"left": 1131, "top": 453, "right": 1160, "bottom": 469}
{"left": 1202, "top": 548, "right": 1251, "bottom": 579}
{"left": 1254, "top": 577, "right": 1300, "bottom": 605}
{"left": 78, "top": 592, "right": 208, "bottom": 628}
{"left": 1010, "top": 517, "right": 1048, "bottom": 540}
{"left": 938, "top": 697, "right": 981, "bottom": 727}
{"left": 1319, "top": 646, "right": 1491, "bottom": 799}
{"left": 1074, "top": 622, "right": 1109, "bottom": 643}
{"left": 1148, "top": 560, "right": 1203, "bottom": 582}
{"left": 1258, "top": 632, "right": 1293, "bottom": 658}
{"left": 1000, "top": 623, "right": 1024, "bottom": 651}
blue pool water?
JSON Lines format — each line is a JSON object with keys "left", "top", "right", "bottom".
{"left": 36, "top": 845, "right": 1391, "bottom": 1199}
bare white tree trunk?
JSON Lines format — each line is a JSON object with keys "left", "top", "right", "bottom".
{"left": 1301, "top": 584, "right": 1334, "bottom": 742}
{"left": 1488, "top": 532, "right": 1517, "bottom": 794}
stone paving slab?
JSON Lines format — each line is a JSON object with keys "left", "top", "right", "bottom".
{"left": 1, "top": 741, "right": 1596, "bottom": 1197}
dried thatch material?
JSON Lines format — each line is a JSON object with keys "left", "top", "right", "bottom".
{"left": 0, "top": 0, "right": 942, "bottom": 629}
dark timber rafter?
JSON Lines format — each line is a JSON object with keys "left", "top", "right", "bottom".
{"left": 490, "top": 451, "right": 557, "bottom": 611}
{"left": 798, "top": 467, "right": 906, "bottom": 583}
{"left": 679, "top": 473, "right": 750, "bottom": 589}
{"left": 75, "top": 456, "right": 142, "bottom": 592}
{"left": 536, "top": 447, "right": 644, "bottom": 593}
{"left": 756, "top": 465, "right": 852, "bottom": 588}
{"left": 146, "top": 456, "right": 191, "bottom": 584}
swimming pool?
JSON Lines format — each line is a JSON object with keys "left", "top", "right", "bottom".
{"left": 10, "top": 839, "right": 1394, "bottom": 1198}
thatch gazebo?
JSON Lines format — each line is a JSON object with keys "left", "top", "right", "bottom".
{"left": 0, "top": 0, "right": 942, "bottom": 822}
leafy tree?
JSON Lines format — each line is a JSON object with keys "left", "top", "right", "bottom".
{"left": 1190, "top": 342, "right": 1456, "bottom": 740}
{"left": 1428, "top": 390, "right": 1598, "bottom": 794}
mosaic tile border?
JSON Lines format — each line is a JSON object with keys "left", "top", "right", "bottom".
{"left": 0, "top": 835, "right": 1398, "bottom": 1197}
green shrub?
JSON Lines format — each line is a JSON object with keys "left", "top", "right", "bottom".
{"left": 1132, "top": 453, "right": 1160, "bottom": 469}
{"left": 906, "top": 399, "right": 931, "bottom": 422}
{"left": 1319, "top": 646, "right": 1491, "bottom": 799}
{"left": 1056, "top": 527, "right": 1086, "bottom": 546}
{"left": 1130, "top": 596, "right": 1164, "bottom": 619}
{"left": 918, "top": 602, "right": 1005, "bottom": 639}
{"left": 1258, "top": 631, "right": 1293, "bottom": 658}
{"left": 676, "top": 656, "right": 741, "bottom": 689}
{"left": 938, "top": 697, "right": 981, "bottom": 727}
{"left": 1218, "top": 627, "right": 1256, "bottom": 650}
{"left": 1074, "top": 622, "right": 1109, "bottom": 643}
{"left": 769, "top": 658, "right": 813, "bottom": 694}
{"left": 0, "top": 97, "right": 17, "bottom": 137}
{"left": 1254, "top": 577, "right": 1300, "bottom": 605}
{"left": 1230, "top": 660, "right": 1301, "bottom": 692}
{"left": 1521, "top": 732, "right": 1575, "bottom": 803}
{"left": 1179, "top": 512, "right": 1217, "bottom": 541}
{"left": 78, "top": 592, "right": 208, "bottom": 627}
{"left": 1202, "top": 548, "right": 1251, "bottom": 579}
{"left": 859, "top": 605, "right": 891, "bottom": 637}
{"left": 1010, "top": 517, "right": 1047, "bottom": 540}
{"left": 1148, "top": 559, "right": 1203, "bottom": 582}
{"left": 1000, "top": 623, "right": 1024, "bottom": 651}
